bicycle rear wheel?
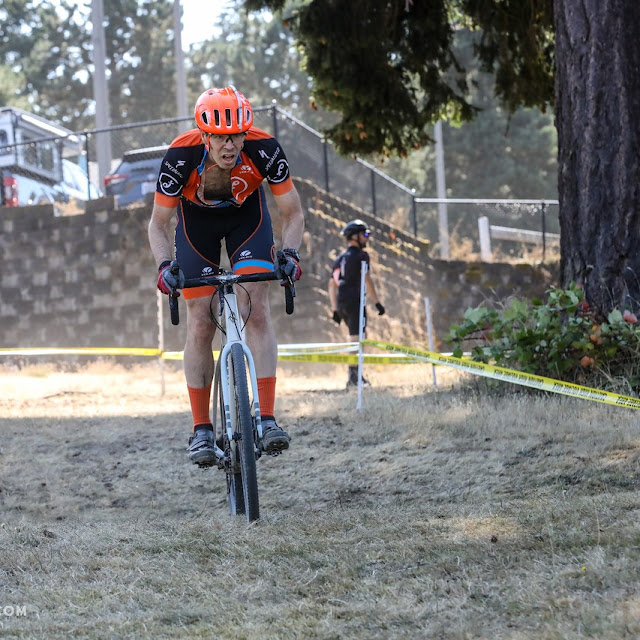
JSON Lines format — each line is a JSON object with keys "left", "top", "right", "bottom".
{"left": 229, "top": 343, "right": 259, "bottom": 521}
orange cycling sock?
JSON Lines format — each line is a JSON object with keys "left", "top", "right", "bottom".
{"left": 257, "top": 376, "right": 276, "bottom": 418}
{"left": 187, "top": 384, "right": 212, "bottom": 431}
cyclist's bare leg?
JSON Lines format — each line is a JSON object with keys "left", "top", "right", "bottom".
{"left": 238, "top": 281, "right": 277, "bottom": 378}
{"left": 184, "top": 296, "right": 217, "bottom": 388}
{"left": 238, "top": 281, "right": 290, "bottom": 451}
{"left": 184, "top": 295, "right": 219, "bottom": 465}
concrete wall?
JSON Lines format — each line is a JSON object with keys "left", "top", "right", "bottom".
{"left": 0, "top": 180, "right": 558, "bottom": 356}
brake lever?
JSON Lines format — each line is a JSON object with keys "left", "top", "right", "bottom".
{"left": 275, "top": 250, "right": 296, "bottom": 315}
{"left": 168, "top": 261, "right": 181, "bottom": 325}
{"left": 286, "top": 275, "right": 296, "bottom": 298}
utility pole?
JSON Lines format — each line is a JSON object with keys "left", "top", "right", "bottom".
{"left": 434, "top": 120, "right": 450, "bottom": 260}
{"left": 91, "top": 0, "right": 113, "bottom": 183}
{"left": 173, "top": 0, "right": 189, "bottom": 123}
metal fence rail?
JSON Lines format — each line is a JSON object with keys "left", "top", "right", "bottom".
{"left": 1, "top": 103, "right": 560, "bottom": 259}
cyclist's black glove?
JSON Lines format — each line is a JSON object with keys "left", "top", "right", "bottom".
{"left": 157, "top": 260, "right": 185, "bottom": 296}
{"left": 375, "top": 302, "right": 385, "bottom": 316}
{"left": 332, "top": 310, "right": 342, "bottom": 325}
{"left": 277, "top": 248, "right": 302, "bottom": 283}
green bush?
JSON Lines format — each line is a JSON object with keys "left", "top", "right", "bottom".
{"left": 444, "top": 283, "right": 640, "bottom": 394}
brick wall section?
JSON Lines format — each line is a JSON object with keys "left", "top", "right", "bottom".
{"left": 0, "top": 180, "right": 557, "bottom": 355}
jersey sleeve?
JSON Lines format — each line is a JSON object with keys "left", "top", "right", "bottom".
{"left": 154, "top": 146, "right": 191, "bottom": 208}
{"left": 244, "top": 132, "right": 294, "bottom": 196}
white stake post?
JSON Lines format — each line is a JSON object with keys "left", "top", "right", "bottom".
{"left": 157, "top": 289, "right": 165, "bottom": 396}
{"left": 356, "top": 261, "right": 368, "bottom": 410}
{"left": 423, "top": 296, "right": 438, "bottom": 388}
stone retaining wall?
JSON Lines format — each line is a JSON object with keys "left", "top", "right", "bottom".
{"left": 0, "top": 180, "right": 557, "bottom": 357}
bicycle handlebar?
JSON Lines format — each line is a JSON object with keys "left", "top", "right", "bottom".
{"left": 168, "top": 250, "right": 295, "bottom": 325}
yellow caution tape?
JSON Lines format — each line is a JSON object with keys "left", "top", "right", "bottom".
{"left": 279, "top": 341, "right": 358, "bottom": 352}
{"left": 161, "top": 351, "right": 186, "bottom": 361}
{"left": 5, "top": 340, "right": 637, "bottom": 411}
{"left": 0, "top": 347, "right": 162, "bottom": 357}
{"left": 364, "top": 339, "right": 640, "bottom": 410}
{"left": 278, "top": 352, "right": 418, "bottom": 365}
{"left": 161, "top": 350, "right": 221, "bottom": 361}
{"left": 0, "top": 344, "right": 412, "bottom": 365}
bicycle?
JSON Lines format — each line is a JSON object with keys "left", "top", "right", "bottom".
{"left": 167, "top": 251, "right": 294, "bottom": 523}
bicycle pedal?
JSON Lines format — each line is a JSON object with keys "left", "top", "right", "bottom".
{"left": 266, "top": 449, "right": 282, "bottom": 457}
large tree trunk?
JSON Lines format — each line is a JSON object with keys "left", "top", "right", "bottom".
{"left": 554, "top": 1, "right": 640, "bottom": 317}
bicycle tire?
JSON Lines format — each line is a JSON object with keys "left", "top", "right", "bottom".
{"left": 217, "top": 362, "right": 245, "bottom": 517}
{"left": 230, "top": 343, "right": 260, "bottom": 521}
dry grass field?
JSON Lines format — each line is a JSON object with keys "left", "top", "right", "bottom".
{"left": 1, "top": 360, "right": 640, "bottom": 639}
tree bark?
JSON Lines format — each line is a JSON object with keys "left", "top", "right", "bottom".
{"left": 555, "top": 0, "right": 640, "bottom": 316}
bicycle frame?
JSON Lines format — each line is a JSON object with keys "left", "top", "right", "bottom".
{"left": 168, "top": 251, "right": 295, "bottom": 522}
{"left": 214, "top": 278, "right": 263, "bottom": 452}
{"left": 212, "top": 276, "right": 263, "bottom": 520}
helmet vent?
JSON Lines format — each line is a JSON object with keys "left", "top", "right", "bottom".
{"left": 224, "top": 108, "right": 232, "bottom": 127}
{"left": 214, "top": 110, "right": 220, "bottom": 127}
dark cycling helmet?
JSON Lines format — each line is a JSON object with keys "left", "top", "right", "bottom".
{"left": 194, "top": 86, "right": 253, "bottom": 134}
{"left": 341, "top": 219, "right": 370, "bottom": 238}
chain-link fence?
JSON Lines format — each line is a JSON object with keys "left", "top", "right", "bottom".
{"left": 1, "top": 103, "right": 559, "bottom": 259}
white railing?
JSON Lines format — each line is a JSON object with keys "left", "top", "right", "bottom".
{"left": 478, "top": 215, "right": 560, "bottom": 261}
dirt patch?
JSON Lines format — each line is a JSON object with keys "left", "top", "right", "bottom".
{"left": 1, "top": 361, "right": 639, "bottom": 639}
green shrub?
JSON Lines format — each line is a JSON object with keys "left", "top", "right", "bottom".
{"left": 444, "top": 282, "right": 640, "bottom": 394}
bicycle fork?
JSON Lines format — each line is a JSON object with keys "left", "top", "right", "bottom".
{"left": 217, "top": 288, "right": 264, "bottom": 458}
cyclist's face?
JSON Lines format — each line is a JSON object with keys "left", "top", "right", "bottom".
{"left": 202, "top": 132, "right": 246, "bottom": 168}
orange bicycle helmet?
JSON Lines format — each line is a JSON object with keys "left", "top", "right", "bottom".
{"left": 194, "top": 86, "right": 253, "bottom": 134}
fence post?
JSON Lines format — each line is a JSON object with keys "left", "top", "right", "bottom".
{"left": 83, "top": 133, "right": 91, "bottom": 201}
{"left": 322, "top": 140, "right": 330, "bottom": 193}
{"left": 411, "top": 191, "right": 417, "bottom": 237}
{"left": 423, "top": 297, "right": 438, "bottom": 388}
{"left": 370, "top": 168, "right": 376, "bottom": 217}
{"left": 541, "top": 202, "right": 547, "bottom": 261}
{"left": 478, "top": 216, "right": 492, "bottom": 261}
{"left": 271, "top": 100, "right": 278, "bottom": 139}
{"left": 356, "top": 260, "right": 368, "bottom": 411}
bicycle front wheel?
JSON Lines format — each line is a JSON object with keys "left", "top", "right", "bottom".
{"left": 230, "top": 343, "right": 260, "bottom": 522}
{"left": 217, "top": 361, "right": 245, "bottom": 517}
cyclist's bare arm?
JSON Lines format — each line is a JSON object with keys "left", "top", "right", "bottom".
{"left": 274, "top": 187, "right": 304, "bottom": 249}
{"left": 328, "top": 276, "right": 338, "bottom": 310}
{"left": 365, "top": 272, "right": 381, "bottom": 306}
{"left": 148, "top": 203, "right": 176, "bottom": 266}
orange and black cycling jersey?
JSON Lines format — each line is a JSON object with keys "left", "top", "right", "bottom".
{"left": 153, "top": 126, "right": 294, "bottom": 209}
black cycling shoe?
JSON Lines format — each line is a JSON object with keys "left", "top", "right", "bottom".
{"left": 188, "top": 427, "right": 217, "bottom": 467}
{"left": 261, "top": 417, "right": 291, "bottom": 453}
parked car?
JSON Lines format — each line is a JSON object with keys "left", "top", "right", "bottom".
{"left": 0, "top": 106, "right": 101, "bottom": 209}
{"left": 2, "top": 159, "right": 102, "bottom": 208}
{"left": 103, "top": 145, "right": 167, "bottom": 207}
